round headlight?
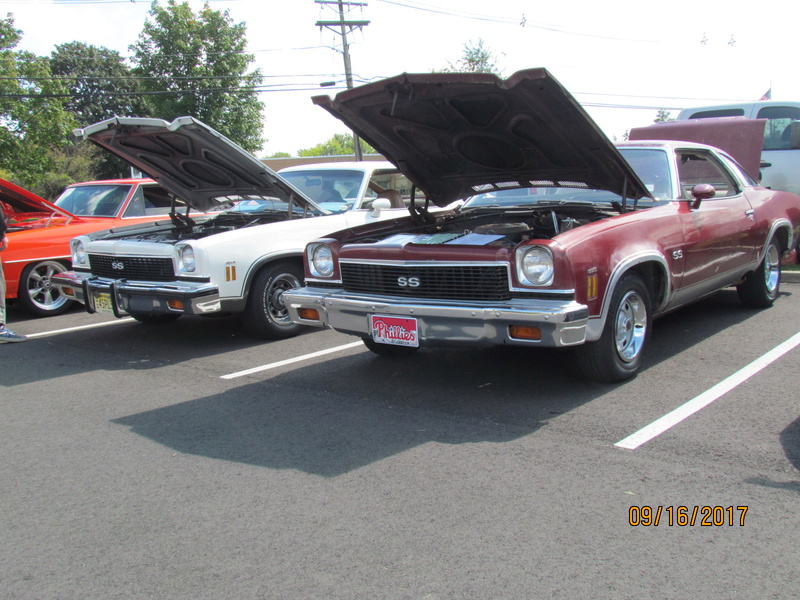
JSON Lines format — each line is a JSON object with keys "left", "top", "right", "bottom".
{"left": 72, "top": 240, "right": 87, "bottom": 265}
{"left": 519, "top": 246, "right": 554, "bottom": 286}
{"left": 311, "top": 244, "right": 334, "bottom": 277}
{"left": 179, "top": 245, "right": 196, "bottom": 272}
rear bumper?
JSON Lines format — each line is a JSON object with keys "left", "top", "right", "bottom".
{"left": 284, "top": 287, "right": 589, "bottom": 348}
{"left": 52, "top": 271, "right": 221, "bottom": 317}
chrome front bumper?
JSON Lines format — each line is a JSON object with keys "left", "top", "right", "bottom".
{"left": 284, "top": 287, "right": 589, "bottom": 348}
{"left": 52, "top": 271, "right": 221, "bottom": 318}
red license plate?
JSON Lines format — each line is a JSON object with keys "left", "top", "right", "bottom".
{"left": 370, "top": 315, "right": 419, "bottom": 347}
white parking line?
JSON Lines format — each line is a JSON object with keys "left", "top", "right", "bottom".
{"left": 615, "top": 330, "right": 800, "bottom": 450}
{"left": 24, "top": 318, "right": 136, "bottom": 338}
{"left": 220, "top": 341, "right": 365, "bottom": 380}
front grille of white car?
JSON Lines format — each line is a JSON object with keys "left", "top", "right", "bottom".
{"left": 88, "top": 254, "right": 175, "bottom": 282}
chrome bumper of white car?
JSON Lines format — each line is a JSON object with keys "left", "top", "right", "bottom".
{"left": 284, "top": 287, "right": 589, "bottom": 348}
{"left": 52, "top": 271, "right": 221, "bottom": 318}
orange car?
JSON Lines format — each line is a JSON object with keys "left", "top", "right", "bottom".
{"left": 1, "top": 177, "right": 192, "bottom": 316}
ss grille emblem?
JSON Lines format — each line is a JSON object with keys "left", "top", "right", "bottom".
{"left": 111, "top": 261, "right": 125, "bottom": 270}
{"left": 397, "top": 276, "right": 420, "bottom": 288}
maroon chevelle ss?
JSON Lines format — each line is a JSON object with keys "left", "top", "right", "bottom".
{"left": 284, "top": 68, "right": 800, "bottom": 382}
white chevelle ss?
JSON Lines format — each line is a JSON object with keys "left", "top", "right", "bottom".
{"left": 52, "top": 116, "right": 421, "bottom": 339}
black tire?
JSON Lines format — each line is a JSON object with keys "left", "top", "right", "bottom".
{"left": 130, "top": 313, "right": 181, "bottom": 324}
{"left": 17, "top": 260, "right": 74, "bottom": 317}
{"left": 242, "top": 262, "right": 305, "bottom": 339}
{"left": 361, "top": 336, "right": 419, "bottom": 357}
{"left": 575, "top": 272, "right": 651, "bottom": 383}
{"left": 737, "top": 237, "right": 781, "bottom": 308}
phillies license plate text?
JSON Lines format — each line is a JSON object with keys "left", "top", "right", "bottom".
{"left": 370, "top": 315, "right": 419, "bottom": 347}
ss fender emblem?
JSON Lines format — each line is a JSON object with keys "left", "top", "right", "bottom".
{"left": 397, "top": 276, "right": 420, "bottom": 287}
{"left": 672, "top": 250, "right": 683, "bottom": 260}
{"left": 111, "top": 261, "right": 125, "bottom": 270}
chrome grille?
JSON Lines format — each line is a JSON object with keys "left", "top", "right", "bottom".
{"left": 88, "top": 254, "right": 175, "bottom": 281}
{"left": 341, "top": 263, "right": 511, "bottom": 301}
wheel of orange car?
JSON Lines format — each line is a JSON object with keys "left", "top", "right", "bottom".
{"left": 130, "top": 313, "right": 182, "bottom": 324}
{"left": 575, "top": 272, "right": 651, "bottom": 383}
{"left": 737, "top": 237, "right": 781, "bottom": 308}
{"left": 17, "top": 260, "right": 75, "bottom": 317}
{"left": 361, "top": 337, "right": 419, "bottom": 357}
{"left": 242, "top": 261, "right": 305, "bottom": 339}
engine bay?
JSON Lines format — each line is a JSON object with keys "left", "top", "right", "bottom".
{"left": 367, "top": 205, "right": 614, "bottom": 248}
{"left": 99, "top": 209, "right": 293, "bottom": 244}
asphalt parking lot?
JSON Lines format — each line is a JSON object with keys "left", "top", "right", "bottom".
{"left": 2, "top": 282, "right": 799, "bottom": 599}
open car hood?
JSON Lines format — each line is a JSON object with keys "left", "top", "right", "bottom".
{"left": 312, "top": 68, "right": 651, "bottom": 207}
{"left": 1, "top": 177, "right": 77, "bottom": 225}
{"left": 75, "top": 116, "right": 322, "bottom": 213}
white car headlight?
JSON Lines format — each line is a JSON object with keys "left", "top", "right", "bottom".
{"left": 518, "top": 245, "right": 554, "bottom": 286}
{"left": 178, "top": 244, "right": 196, "bottom": 273}
{"left": 309, "top": 243, "right": 334, "bottom": 277}
{"left": 72, "top": 239, "right": 87, "bottom": 266}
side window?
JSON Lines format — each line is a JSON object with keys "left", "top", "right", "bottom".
{"left": 688, "top": 108, "right": 744, "bottom": 119}
{"left": 368, "top": 171, "right": 426, "bottom": 206}
{"left": 122, "top": 187, "right": 145, "bottom": 217}
{"left": 756, "top": 106, "right": 800, "bottom": 150}
{"left": 676, "top": 150, "right": 739, "bottom": 199}
{"left": 140, "top": 186, "right": 185, "bottom": 215}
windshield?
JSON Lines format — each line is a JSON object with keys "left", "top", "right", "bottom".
{"left": 54, "top": 184, "right": 131, "bottom": 217}
{"left": 224, "top": 196, "right": 320, "bottom": 216}
{"left": 463, "top": 149, "right": 673, "bottom": 209}
{"left": 280, "top": 169, "right": 365, "bottom": 213}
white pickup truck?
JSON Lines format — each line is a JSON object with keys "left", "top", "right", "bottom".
{"left": 675, "top": 100, "right": 800, "bottom": 195}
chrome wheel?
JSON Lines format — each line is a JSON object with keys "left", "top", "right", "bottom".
{"left": 737, "top": 237, "right": 781, "bottom": 308}
{"left": 18, "top": 260, "right": 73, "bottom": 316}
{"left": 764, "top": 242, "right": 780, "bottom": 296}
{"left": 242, "top": 262, "right": 306, "bottom": 339}
{"left": 266, "top": 272, "right": 298, "bottom": 325}
{"left": 614, "top": 290, "right": 648, "bottom": 363}
{"left": 575, "top": 272, "right": 652, "bottom": 382}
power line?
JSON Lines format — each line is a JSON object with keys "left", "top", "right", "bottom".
{"left": 373, "top": 0, "right": 659, "bottom": 43}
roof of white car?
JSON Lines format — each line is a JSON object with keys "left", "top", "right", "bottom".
{"left": 277, "top": 160, "right": 398, "bottom": 173}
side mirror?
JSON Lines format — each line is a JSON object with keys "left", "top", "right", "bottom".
{"left": 690, "top": 183, "right": 715, "bottom": 209}
{"left": 369, "top": 197, "right": 392, "bottom": 217}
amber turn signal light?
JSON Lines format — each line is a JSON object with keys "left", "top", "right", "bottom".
{"left": 298, "top": 308, "right": 320, "bottom": 320}
{"left": 167, "top": 299, "right": 185, "bottom": 310}
{"left": 509, "top": 325, "right": 541, "bottom": 340}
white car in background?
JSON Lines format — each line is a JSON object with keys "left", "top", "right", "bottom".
{"left": 52, "top": 116, "right": 423, "bottom": 339}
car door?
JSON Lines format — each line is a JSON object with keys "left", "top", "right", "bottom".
{"left": 672, "top": 149, "right": 759, "bottom": 303}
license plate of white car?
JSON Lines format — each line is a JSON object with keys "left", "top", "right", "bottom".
{"left": 93, "top": 292, "right": 114, "bottom": 314}
{"left": 370, "top": 315, "right": 419, "bottom": 347}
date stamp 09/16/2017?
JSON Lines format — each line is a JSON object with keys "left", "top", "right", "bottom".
{"left": 629, "top": 506, "right": 749, "bottom": 527}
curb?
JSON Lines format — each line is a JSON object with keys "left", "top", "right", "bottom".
{"left": 783, "top": 270, "right": 800, "bottom": 283}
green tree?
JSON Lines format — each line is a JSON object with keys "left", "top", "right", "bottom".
{"left": 654, "top": 109, "right": 674, "bottom": 123}
{"left": 444, "top": 38, "right": 502, "bottom": 75}
{"left": 50, "top": 42, "right": 149, "bottom": 126}
{"left": 0, "top": 13, "right": 75, "bottom": 187}
{"left": 50, "top": 42, "right": 150, "bottom": 180}
{"left": 130, "top": 0, "right": 265, "bottom": 153}
{"left": 298, "top": 133, "right": 376, "bottom": 157}
{"left": 34, "top": 142, "right": 108, "bottom": 198}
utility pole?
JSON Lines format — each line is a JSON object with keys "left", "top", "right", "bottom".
{"left": 315, "top": 0, "right": 369, "bottom": 160}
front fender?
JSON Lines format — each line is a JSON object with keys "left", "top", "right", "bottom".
{"left": 585, "top": 251, "right": 670, "bottom": 342}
